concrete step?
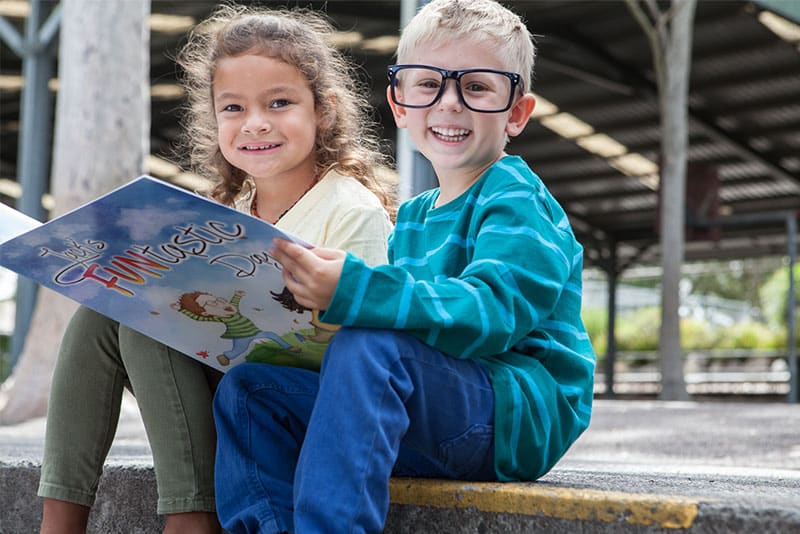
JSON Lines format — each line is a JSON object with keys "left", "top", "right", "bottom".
{"left": 2, "top": 399, "right": 799, "bottom": 533}
{"left": 3, "top": 463, "right": 800, "bottom": 533}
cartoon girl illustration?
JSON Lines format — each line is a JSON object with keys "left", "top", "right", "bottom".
{"left": 270, "top": 286, "right": 339, "bottom": 343}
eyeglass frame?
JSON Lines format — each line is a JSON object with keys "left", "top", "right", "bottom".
{"left": 387, "top": 64, "right": 524, "bottom": 114}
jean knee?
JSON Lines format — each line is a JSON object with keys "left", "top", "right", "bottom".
{"left": 213, "top": 364, "right": 250, "bottom": 413}
{"left": 324, "top": 327, "right": 405, "bottom": 369}
{"left": 327, "top": 327, "right": 377, "bottom": 348}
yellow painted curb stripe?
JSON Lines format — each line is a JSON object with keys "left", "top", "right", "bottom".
{"left": 389, "top": 479, "right": 699, "bottom": 529}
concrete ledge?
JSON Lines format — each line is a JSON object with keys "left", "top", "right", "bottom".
{"left": 389, "top": 479, "right": 700, "bottom": 530}
{"left": 1, "top": 463, "right": 164, "bottom": 534}
{"left": 4, "top": 463, "right": 800, "bottom": 534}
{"left": 4, "top": 400, "right": 800, "bottom": 533}
{"left": 387, "top": 478, "right": 800, "bottom": 533}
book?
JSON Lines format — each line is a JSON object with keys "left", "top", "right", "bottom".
{"left": 0, "top": 176, "right": 333, "bottom": 372}
{"left": 0, "top": 202, "right": 42, "bottom": 244}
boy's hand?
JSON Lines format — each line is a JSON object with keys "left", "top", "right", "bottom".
{"left": 270, "top": 238, "right": 345, "bottom": 311}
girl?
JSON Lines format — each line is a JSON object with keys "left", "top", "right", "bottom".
{"left": 38, "top": 5, "right": 394, "bottom": 534}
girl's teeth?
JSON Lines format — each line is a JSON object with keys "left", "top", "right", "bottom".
{"left": 244, "top": 144, "right": 277, "bottom": 150}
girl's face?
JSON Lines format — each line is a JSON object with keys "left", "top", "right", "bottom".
{"left": 213, "top": 54, "right": 318, "bottom": 186}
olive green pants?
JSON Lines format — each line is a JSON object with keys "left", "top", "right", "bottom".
{"left": 38, "top": 306, "right": 222, "bottom": 514}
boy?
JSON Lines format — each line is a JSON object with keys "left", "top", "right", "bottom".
{"left": 213, "top": 1, "right": 596, "bottom": 532}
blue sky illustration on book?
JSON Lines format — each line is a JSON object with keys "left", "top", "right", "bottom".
{"left": 0, "top": 177, "right": 317, "bottom": 371}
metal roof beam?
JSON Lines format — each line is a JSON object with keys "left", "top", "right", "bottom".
{"left": 540, "top": 31, "right": 800, "bottom": 188}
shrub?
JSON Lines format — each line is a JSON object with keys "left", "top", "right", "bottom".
{"left": 715, "top": 320, "right": 781, "bottom": 349}
{"left": 759, "top": 264, "right": 800, "bottom": 329}
{"left": 616, "top": 307, "right": 660, "bottom": 351}
{"left": 680, "top": 316, "right": 719, "bottom": 349}
{"left": 581, "top": 307, "right": 607, "bottom": 356}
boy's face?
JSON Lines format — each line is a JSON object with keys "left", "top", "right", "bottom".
{"left": 388, "top": 39, "right": 535, "bottom": 184}
{"left": 196, "top": 294, "right": 236, "bottom": 317}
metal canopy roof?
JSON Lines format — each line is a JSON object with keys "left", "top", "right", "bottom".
{"left": 1, "top": 0, "right": 798, "bottom": 272}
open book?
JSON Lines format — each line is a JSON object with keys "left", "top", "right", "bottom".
{"left": 0, "top": 176, "right": 332, "bottom": 372}
{"left": 0, "top": 201, "right": 41, "bottom": 242}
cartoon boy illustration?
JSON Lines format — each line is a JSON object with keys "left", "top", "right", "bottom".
{"left": 172, "top": 289, "right": 299, "bottom": 366}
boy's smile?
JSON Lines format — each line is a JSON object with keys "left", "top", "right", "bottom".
{"left": 388, "top": 40, "right": 535, "bottom": 201}
{"left": 431, "top": 127, "right": 470, "bottom": 143}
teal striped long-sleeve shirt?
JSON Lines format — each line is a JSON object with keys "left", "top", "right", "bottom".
{"left": 321, "top": 155, "right": 596, "bottom": 481}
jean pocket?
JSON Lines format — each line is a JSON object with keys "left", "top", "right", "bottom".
{"left": 439, "top": 424, "right": 494, "bottom": 479}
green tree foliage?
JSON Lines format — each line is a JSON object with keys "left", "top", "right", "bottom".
{"left": 680, "top": 316, "right": 719, "bottom": 350}
{"left": 617, "top": 307, "right": 661, "bottom": 351}
{"left": 581, "top": 308, "right": 607, "bottom": 356}
{"left": 759, "top": 264, "right": 800, "bottom": 329}
{"left": 583, "top": 305, "right": 788, "bottom": 357}
{"left": 716, "top": 320, "right": 782, "bottom": 350}
{"left": 690, "top": 258, "right": 782, "bottom": 307}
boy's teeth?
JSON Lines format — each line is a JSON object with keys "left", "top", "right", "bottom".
{"left": 432, "top": 127, "right": 470, "bottom": 140}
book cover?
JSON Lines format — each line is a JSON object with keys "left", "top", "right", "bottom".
{"left": 0, "top": 176, "right": 331, "bottom": 372}
{"left": 0, "top": 202, "right": 42, "bottom": 244}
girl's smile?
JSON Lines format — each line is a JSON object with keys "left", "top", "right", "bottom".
{"left": 239, "top": 142, "right": 282, "bottom": 152}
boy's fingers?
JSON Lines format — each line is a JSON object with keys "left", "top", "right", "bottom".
{"left": 311, "top": 247, "right": 346, "bottom": 261}
{"left": 281, "top": 268, "right": 301, "bottom": 291}
{"left": 281, "top": 268, "right": 318, "bottom": 309}
{"left": 272, "top": 239, "right": 315, "bottom": 269}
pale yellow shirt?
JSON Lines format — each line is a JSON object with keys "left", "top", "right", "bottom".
{"left": 233, "top": 169, "right": 392, "bottom": 267}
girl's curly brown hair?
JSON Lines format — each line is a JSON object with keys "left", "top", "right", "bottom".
{"left": 176, "top": 4, "right": 394, "bottom": 216}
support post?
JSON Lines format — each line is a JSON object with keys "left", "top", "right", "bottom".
{"left": 3, "top": 0, "right": 60, "bottom": 366}
{"left": 604, "top": 239, "right": 618, "bottom": 398}
{"left": 787, "top": 214, "right": 797, "bottom": 403}
{"left": 396, "top": 0, "right": 436, "bottom": 200}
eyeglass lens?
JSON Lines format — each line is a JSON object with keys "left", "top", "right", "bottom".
{"left": 392, "top": 67, "right": 513, "bottom": 112}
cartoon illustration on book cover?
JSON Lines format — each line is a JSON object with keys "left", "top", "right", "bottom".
{"left": 172, "top": 289, "right": 302, "bottom": 366}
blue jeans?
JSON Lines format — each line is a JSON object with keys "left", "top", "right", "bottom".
{"left": 213, "top": 327, "right": 496, "bottom": 534}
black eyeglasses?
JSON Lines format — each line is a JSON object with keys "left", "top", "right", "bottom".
{"left": 387, "top": 64, "right": 523, "bottom": 113}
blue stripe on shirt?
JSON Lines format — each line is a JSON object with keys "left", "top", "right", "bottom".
{"left": 559, "top": 384, "right": 593, "bottom": 418}
{"left": 394, "top": 221, "right": 426, "bottom": 232}
{"left": 450, "top": 279, "right": 490, "bottom": 359}
{"left": 420, "top": 282, "right": 453, "bottom": 328}
{"left": 393, "top": 274, "right": 414, "bottom": 329}
{"left": 344, "top": 268, "right": 372, "bottom": 324}
{"left": 495, "top": 159, "right": 530, "bottom": 185}
{"left": 462, "top": 259, "right": 540, "bottom": 326}
{"left": 540, "top": 319, "right": 590, "bottom": 339}
{"left": 478, "top": 225, "right": 569, "bottom": 268}
{"left": 393, "top": 233, "right": 475, "bottom": 267}
{"left": 476, "top": 189, "right": 536, "bottom": 206}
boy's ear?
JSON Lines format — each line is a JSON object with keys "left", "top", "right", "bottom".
{"left": 386, "top": 85, "right": 408, "bottom": 129}
{"left": 505, "top": 93, "right": 536, "bottom": 138}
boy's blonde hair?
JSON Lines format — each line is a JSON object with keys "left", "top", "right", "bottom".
{"left": 396, "top": 0, "right": 536, "bottom": 91}
{"left": 176, "top": 4, "right": 393, "bottom": 214}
